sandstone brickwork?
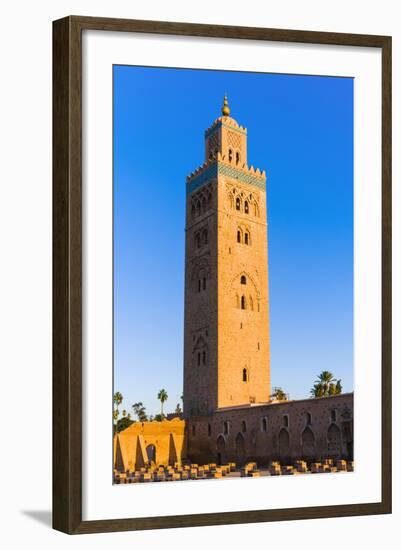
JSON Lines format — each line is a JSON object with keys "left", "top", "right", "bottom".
{"left": 184, "top": 98, "right": 270, "bottom": 417}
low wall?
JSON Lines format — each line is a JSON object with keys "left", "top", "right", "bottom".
{"left": 187, "top": 393, "right": 353, "bottom": 466}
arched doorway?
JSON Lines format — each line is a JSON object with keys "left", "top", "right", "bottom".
{"left": 327, "top": 424, "right": 342, "bottom": 457}
{"left": 278, "top": 428, "right": 290, "bottom": 460}
{"left": 235, "top": 432, "right": 246, "bottom": 464}
{"left": 146, "top": 444, "right": 156, "bottom": 464}
{"left": 301, "top": 427, "right": 315, "bottom": 458}
{"left": 216, "top": 435, "right": 225, "bottom": 465}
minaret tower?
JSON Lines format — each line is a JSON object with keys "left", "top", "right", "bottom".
{"left": 183, "top": 96, "right": 270, "bottom": 417}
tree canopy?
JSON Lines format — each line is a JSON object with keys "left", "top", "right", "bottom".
{"left": 310, "top": 371, "right": 342, "bottom": 398}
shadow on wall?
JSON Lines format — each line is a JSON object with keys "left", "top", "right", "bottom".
{"left": 20, "top": 510, "right": 52, "bottom": 528}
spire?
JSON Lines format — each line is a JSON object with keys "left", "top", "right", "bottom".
{"left": 221, "top": 94, "right": 230, "bottom": 117}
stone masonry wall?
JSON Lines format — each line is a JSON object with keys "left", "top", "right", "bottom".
{"left": 187, "top": 393, "right": 353, "bottom": 466}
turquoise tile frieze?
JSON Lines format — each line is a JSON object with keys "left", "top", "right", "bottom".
{"left": 187, "top": 162, "right": 266, "bottom": 195}
{"left": 187, "top": 164, "right": 218, "bottom": 194}
{"left": 218, "top": 164, "right": 266, "bottom": 190}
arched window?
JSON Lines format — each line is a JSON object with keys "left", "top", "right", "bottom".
{"left": 208, "top": 423, "right": 211, "bottom": 437}
{"left": 331, "top": 409, "right": 337, "bottom": 422}
{"left": 223, "top": 421, "right": 229, "bottom": 435}
{"left": 195, "top": 232, "right": 201, "bottom": 248}
{"left": 240, "top": 275, "right": 247, "bottom": 285}
{"left": 203, "top": 229, "right": 208, "bottom": 245}
{"left": 236, "top": 197, "right": 241, "bottom": 211}
{"left": 249, "top": 295, "right": 254, "bottom": 311}
{"left": 254, "top": 202, "right": 259, "bottom": 217}
{"left": 198, "top": 279, "right": 201, "bottom": 292}
{"left": 191, "top": 204, "right": 195, "bottom": 218}
{"left": 207, "top": 193, "right": 212, "bottom": 208}
{"left": 201, "top": 196, "right": 207, "bottom": 212}
{"left": 236, "top": 151, "right": 240, "bottom": 165}
{"left": 306, "top": 412, "right": 312, "bottom": 426}
{"left": 244, "top": 200, "right": 249, "bottom": 214}
{"left": 244, "top": 232, "right": 249, "bottom": 245}
{"left": 228, "top": 148, "right": 233, "bottom": 163}
{"left": 196, "top": 201, "right": 201, "bottom": 216}
{"left": 202, "top": 277, "right": 206, "bottom": 290}
{"left": 242, "top": 368, "right": 248, "bottom": 382}
{"left": 241, "top": 420, "right": 247, "bottom": 432}
{"left": 202, "top": 351, "right": 206, "bottom": 365}
{"left": 237, "top": 230, "right": 241, "bottom": 243}
{"left": 283, "top": 415, "right": 289, "bottom": 428}
{"left": 241, "top": 295, "right": 246, "bottom": 309}
{"left": 262, "top": 417, "right": 267, "bottom": 432}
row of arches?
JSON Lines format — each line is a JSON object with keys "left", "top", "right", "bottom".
{"left": 191, "top": 259, "right": 210, "bottom": 294}
{"left": 237, "top": 226, "right": 250, "bottom": 245}
{"left": 190, "top": 187, "right": 212, "bottom": 219}
{"left": 194, "top": 228, "right": 208, "bottom": 249}
{"left": 227, "top": 191, "right": 260, "bottom": 217}
{"left": 215, "top": 423, "right": 343, "bottom": 464}
{"left": 192, "top": 336, "right": 208, "bottom": 367}
{"left": 228, "top": 148, "right": 241, "bottom": 166}
{"left": 277, "top": 424, "right": 342, "bottom": 458}
{"left": 260, "top": 412, "right": 311, "bottom": 433}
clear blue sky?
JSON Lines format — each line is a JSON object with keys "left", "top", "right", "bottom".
{"left": 113, "top": 65, "right": 354, "bottom": 417}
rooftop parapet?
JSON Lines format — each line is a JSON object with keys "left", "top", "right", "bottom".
{"left": 186, "top": 155, "right": 266, "bottom": 195}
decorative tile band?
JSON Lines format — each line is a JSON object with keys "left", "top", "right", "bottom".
{"left": 187, "top": 162, "right": 266, "bottom": 195}
{"left": 187, "top": 164, "right": 218, "bottom": 194}
{"left": 218, "top": 164, "right": 266, "bottom": 191}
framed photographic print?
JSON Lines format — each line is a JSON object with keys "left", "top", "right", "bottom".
{"left": 53, "top": 16, "right": 392, "bottom": 534}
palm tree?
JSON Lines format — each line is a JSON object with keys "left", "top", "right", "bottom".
{"left": 310, "top": 383, "right": 325, "bottom": 398}
{"left": 310, "top": 371, "right": 342, "bottom": 398}
{"left": 317, "top": 371, "right": 335, "bottom": 394}
{"left": 114, "top": 392, "right": 123, "bottom": 408}
{"left": 329, "top": 379, "right": 343, "bottom": 396}
{"left": 113, "top": 392, "right": 123, "bottom": 433}
{"left": 270, "top": 387, "right": 288, "bottom": 401}
{"left": 113, "top": 409, "right": 119, "bottom": 434}
{"left": 157, "top": 389, "right": 168, "bottom": 417}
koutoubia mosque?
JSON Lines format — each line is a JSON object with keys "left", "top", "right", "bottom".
{"left": 114, "top": 97, "right": 353, "bottom": 477}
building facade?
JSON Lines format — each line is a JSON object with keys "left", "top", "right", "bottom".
{"left": 187, "top": 393, "right": 353, "bottom": 466}
{"left": 183, "top": 95, "right": 270, "bottom": 417}
{"left": 114, "top": 418, "right": 187, "bottom": 472}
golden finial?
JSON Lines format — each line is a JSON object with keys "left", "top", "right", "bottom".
{"left": 221, "top": 94, "right": 230, "bottom": 116}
